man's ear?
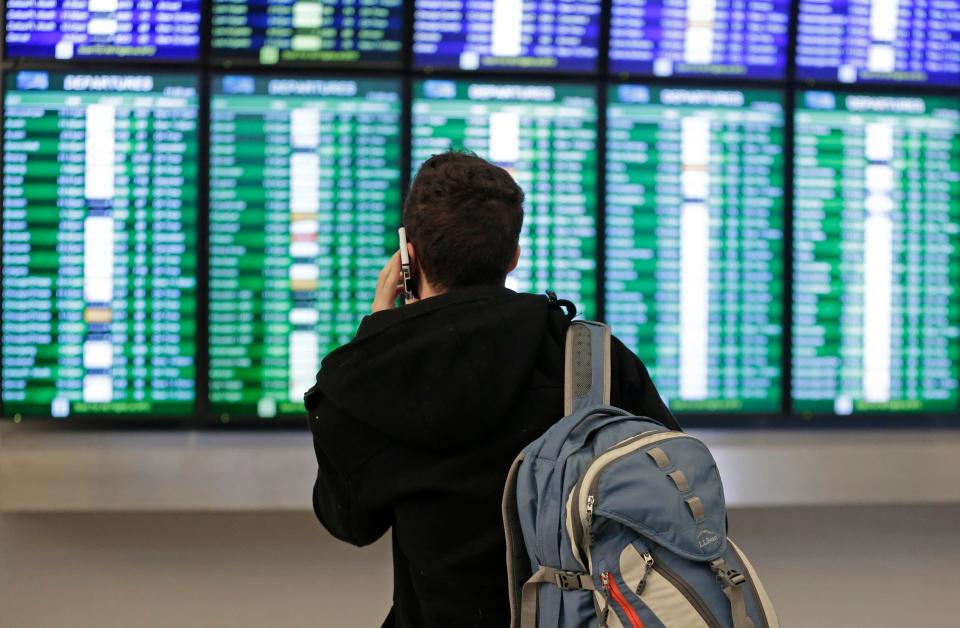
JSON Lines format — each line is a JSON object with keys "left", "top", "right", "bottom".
{"left": 408, "top": 243, "right": 432, "bottom": 294}
{"left": 508, "top": 246, "right": 521, "bottom": 273}
{"left": 407, "top": 242, "right": 417, "bottom": 271}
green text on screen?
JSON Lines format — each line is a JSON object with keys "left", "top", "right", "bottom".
{"left": 207, "top": 76, "right": 402, "bottom": 418}
{"left": 2, "top": 71, "right": 199, "bottom": 418}
{"left": 412, "top": 79, "right": 599, "bottom": 319}
{"left": 792, "top": 92, "right": 960, "bottom": 414}
{"left": 605, "top": 86, "right": 785, "bottom": 413}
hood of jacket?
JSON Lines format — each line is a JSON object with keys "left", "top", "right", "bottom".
{"left": 311, "top": 286, "right": 566, "bottom": 451}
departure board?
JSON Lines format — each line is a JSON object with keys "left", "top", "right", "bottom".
{"left": 4, "top": 0, "right": 201, "bottom": 61}
{"left": 609, "top": 0, "right": 790, "bottom": 80}
{"left": 2, "top": 71, "right": 198, "bottom": 418}
{"left": 412, "top": 80, "right": 598, "bottom": 317}
{"left": 208, "top": 76, "right": 402, "bottom": 419}
{"left": 793, "top": 92, "right": 960, "bottom": 415}
{"left": 210, "top": 0, "right": 404, "bottom": 67}
{"left": 413, "top": 0, "right": 601, "bottom": 72}
{"left": 797, "top": 0, "right": 960, "bottom": 86}
{"left": 605, "top": 86, "right": 785, "bottom": 412}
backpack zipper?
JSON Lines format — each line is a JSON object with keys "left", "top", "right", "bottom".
{"left": 570, "top": 431, "right": 691, "bottom": 568}
{"left": 651, "top": 557, "right": 722, "bottom": 628}
{"left": 602, "top": 571, "right": 645, "bottom": 628}
{"left": 584, "top": 495, "right": 596, "bottom": 546}
{"left": 570, "top": 429, "right": 665, "bottom": 560}
{"left": 728, "top": 542, "right": 769, "bottom": 628}
{"left": 635, "top": 551, "right": 655, "bottom": 596}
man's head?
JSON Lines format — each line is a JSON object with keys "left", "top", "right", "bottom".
{"left": 403, "top": 151, "right": 524, "bottom": 292}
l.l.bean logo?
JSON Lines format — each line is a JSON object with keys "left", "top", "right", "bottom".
{"left": 697, "top": 529, "right": 721, "bottom": 550}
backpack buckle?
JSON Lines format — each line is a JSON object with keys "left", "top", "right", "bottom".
{"left": 725, "top": 570, "right": 747, "bottom": 587}
{"left": 554, "top": 570, "right": 585, "bottom": 591}
{"left": 709, "top": 559, "right": 746, "bottom": 589}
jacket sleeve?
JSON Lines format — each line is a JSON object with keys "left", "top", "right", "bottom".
{"left": 610, "top": 336, "right": 682, "bottom": 432}
{"left": 307, "top": 388, "right": 393, "bottom": 547}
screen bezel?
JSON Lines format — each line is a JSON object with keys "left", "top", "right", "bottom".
{"left": 0, "top": 1, "right": 957, "bottom": 428}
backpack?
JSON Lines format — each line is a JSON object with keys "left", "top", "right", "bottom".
{"left": 502, "top": 321, "right": 779, "bottom": 628}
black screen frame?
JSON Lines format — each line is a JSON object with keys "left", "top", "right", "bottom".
{"left": 0, "top": 0, "right": 957, "bottom": 429}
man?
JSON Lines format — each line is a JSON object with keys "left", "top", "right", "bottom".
{"left": 305, "top": 151, "right": 678, "bottom": 627}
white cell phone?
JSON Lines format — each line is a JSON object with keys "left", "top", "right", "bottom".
{"left": 398, "top": 227, "right": 416, "bottom": 304}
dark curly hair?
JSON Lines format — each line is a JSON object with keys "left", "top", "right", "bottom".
{"left": 403, "top": 151, "right": 525, "bottom": 290}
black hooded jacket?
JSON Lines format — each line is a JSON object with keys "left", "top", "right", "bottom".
{"left": 305, "top": 286, "right": 678, "bottom": 627}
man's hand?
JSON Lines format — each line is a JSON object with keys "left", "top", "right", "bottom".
{"left": 372, "top": 251, "right": 403, "bottom": 313}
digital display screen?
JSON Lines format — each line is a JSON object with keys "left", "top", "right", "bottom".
{"left": 412, "top": 80, "right": 599, "bottom": 318}
{"left": 210, "top": 0, "right": 404, "bottom": 67}
{"left": 413, "top": 0, "right": 601, "bottom": 73}
{"left": 208, "top": 76, "right": 402, "bottom": 419}
{"left": 797, "top": 0, "right": 960, "bottom": 86}
{"left": 608, "top": 0, "right": 790, "bottom": 80}
{"left": 792, "top": 91, "right": 960, "bottom": 414}
{"left": 605, "top": 86, "right": 785, "bottom": 412}
{"left": 2, "top": 72, "right": 199, "bottom": 418}
{"left": 4, "top": 0, "right": 201, "bottom": 61}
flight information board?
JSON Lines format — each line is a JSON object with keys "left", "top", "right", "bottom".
{"left": 605, "top": 86, "right": 785, "bottom": 412}
{"left": 411, "top": 80, "right": 598, "bottom": 317}
{"left": 208, "top": 76, "right": 402, "bottom": 418}
{"left": 797, "top": 0, "right": 960, "bottom": 86}
{"left": 609, "top": 0, "right": 791, "bottom": 80}
{"left": 210, "top": 0, "right": 404, "bottom": 67}
{"left": 413, "top": 0, "right": 601, "bottom": 72}
{"left": 2, "top": 71, "right": 199, "bottom": 418}
{"left": 793, "top": 91, "right": 960, "bottom": 414}
{"left": 4, "top": 0, "right": 201, "bottom": 61}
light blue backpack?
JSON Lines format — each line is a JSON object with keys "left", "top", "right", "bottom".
{"left": 503, "top": 321, "right": 778, "bottom": 628}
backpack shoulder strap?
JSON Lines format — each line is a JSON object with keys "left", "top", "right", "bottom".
{"left": 564, "top": 321, "right": 612, "bottom": 415}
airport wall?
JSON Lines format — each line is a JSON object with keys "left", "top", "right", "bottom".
{"left": 3, "top": 506, "right": 959, "bottom": 627}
